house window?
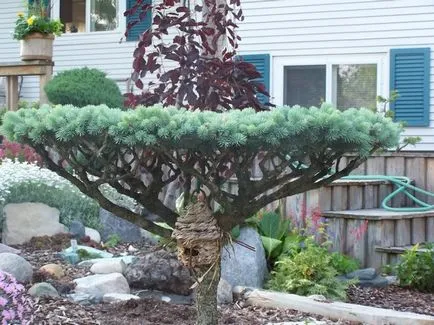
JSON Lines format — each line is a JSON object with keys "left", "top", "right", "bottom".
{"left": 334, "top": 64, "right": 377, "bottom": 110}
{"left": 283, "top": 63, "right": 378, "bottom": 110}
{"left": 284, "top": 65, "right": 326, "bottom": 107}
{"left": 59, "top": 0, "right": 119, "bottom": 33}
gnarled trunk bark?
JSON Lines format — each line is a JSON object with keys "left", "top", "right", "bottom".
{"left": 195, "top": 258, "right": 221, "bottom": 325}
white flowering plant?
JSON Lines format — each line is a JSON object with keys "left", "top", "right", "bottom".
{"left": 0, "top": 159, "right": 100, "bottom": 231}
{"left": 0, "top": 159, "right": 139, "bottom": 233}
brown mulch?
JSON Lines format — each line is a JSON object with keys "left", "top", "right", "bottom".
{"left": 347, "top": 285, "right": 434, "bottom": 316}
{"left": 11, "top": 238, "right": 434, "bottom": 324}
{"left": 32, "top": 296, "right": 348, "bottom": 325}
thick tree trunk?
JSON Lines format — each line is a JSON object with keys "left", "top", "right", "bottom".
{"left": 195, "top": 259, "right": 221, "bottom": 325}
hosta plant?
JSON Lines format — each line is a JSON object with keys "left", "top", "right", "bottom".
{"left": 0, "top": 271, "right": 33, "bottom": 324}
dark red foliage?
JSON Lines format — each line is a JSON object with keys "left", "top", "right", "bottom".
{"left": 0, "top": 138, "right": 43, "bottom": 165}
{"left": 124, "top": 0, "right": 271, "bottom": 111}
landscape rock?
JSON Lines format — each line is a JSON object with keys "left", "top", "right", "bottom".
{"left": 135, "top": 290, "right": 194, "bottom": 305}
{"left": 69, "top": 220, "right": 86, "bottom": 239}
{"left": 40, "top": 263, "right": 65, "bottom": 279}
{"left": 217, "top": 278, "right": 233, "bottom": 305}
{"left": 358, "top": 276, "right": 389, "bottom": 288}
{"left": 2, "top": 203, "right": 66, "bottom": 245}
{"left": 140, "top": 229, "right": 159, "bottom": 244}
{"left": 78, "top": 256, "right": 137, "bottom": 267}
{"left": 161, "top": 296, "right": 171, "bottom": 303}
{"left": 0, "top": 243, "right": 21, "bottom": 254}
{"left": 74, "top": 273, "right": 130, "bottom": 298}
{"left": 221, "top": 227, "right": 267, "bottom": 288}
{"left": 125, "top": 250, "right": 192, "bottom": 295}
{"left": 267, "top": 318, "right": 329, "bottom": 325}
{"left": 90, "top": 259, "right": 126, "bottom": 275}
{"left": 103, "top": 293, "right": 140, "bottom": 303}
{"left": 346, "top": 268, "right": 377, "bottom": 280}
{"left": 85, "top": 227, "right": 101, "bottom": 243}
{"left": 386, "top": 275, "right": 398, "bottom": 285}
{"left": 0, "top": 253, "right": 33, "bottom": 283}
{"left": 28, "top": 282, "right": 59, "bottom": 298}
{"left": 63, "top": 245, "right": 113, "bottom": 259}
{"left": 99, "top": 209, "right": 142, "bottom": 243}
{"left": 308, "top": 295, "right": 327, "bottom": 302}
{"left": 66, "top": 292, "right": 101, "bottom": 305}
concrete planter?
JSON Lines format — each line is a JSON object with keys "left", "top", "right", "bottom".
{"left": 20, "top": 33, "right": 54, "bottom": 61}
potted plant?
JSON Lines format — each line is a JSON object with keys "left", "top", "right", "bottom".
{"left": 13, "top": 2, "right": 63, "bottom": 61}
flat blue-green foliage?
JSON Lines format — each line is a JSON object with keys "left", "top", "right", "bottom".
{"left": 1, "top": 104, "right": 401, "bottom": 157}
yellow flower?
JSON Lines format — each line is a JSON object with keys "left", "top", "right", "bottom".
{"left": 27, "top": 16, "right": 35, "bottom": 25}
{"left": 17, "top": 12, "right": 24, "bottom": 18}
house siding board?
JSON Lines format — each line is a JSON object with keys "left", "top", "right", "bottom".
{"left": 3, "top": 0, "right": 434, "bottom": 149}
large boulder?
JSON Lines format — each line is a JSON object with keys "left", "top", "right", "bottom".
{"left": 85, "top": 227, "right": 101, "bottom": 243}
{"left": 125, "top": 250, "right": 192, "bottom": 295}
{"left": 0, "top": 253, "right": 33, "bottom": 283}
{"left": 69, "top": 220, "right": 86, "bottom": 239}
{"left": 73, "top": 273, "right": 130, "bottom": 298}
{"left": 221, "top": 227, "right": 267, "bottom": 288}
{"left": 2, "top": 203, "right": 67, "bottom": 245}
{"left": 0, "top": 243, "right": 21, "bottom": 254}
{"left": 99, "top": 209, "right": 142, "bottom": 243}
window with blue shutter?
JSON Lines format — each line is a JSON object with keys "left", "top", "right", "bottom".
{"left": 126, "top": 0, "right": 152, "bottom": 42}
{"left": 238, "top": 54, "right": 270, "bottom": 104}
{"left": 390, "top": 48, "right": 430, "bottom": 127}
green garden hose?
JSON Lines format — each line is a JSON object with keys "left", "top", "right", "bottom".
{"left": 340, "top": 175, "right": 434, "bottom": 212}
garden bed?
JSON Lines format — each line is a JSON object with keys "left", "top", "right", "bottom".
{"left": 12, "top": 238, "right": 433, "bottom": 324}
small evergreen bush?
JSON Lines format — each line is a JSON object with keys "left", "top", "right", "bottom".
{"left": 267, "top": 238, "right": 353, "bottom": 300}
{"left": 0, "top": 271, "right": 33, "bottom": 324}
{"left": 44, "top": 67, "right": 123, "bottom": 108}
{"left": 396, "top": 243, "right": 434, "bottom": 292}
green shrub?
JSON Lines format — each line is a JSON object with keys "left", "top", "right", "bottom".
{"left": 330, "top": 251, "right": 360, "bottom": 275}
{"left": 104, "top": 234, "right": 122, "bottom": 248}
{"left": 1, "top": 181, "right": 100, "bottom": 230}
{"left": 267, "top": 238, "right": 353, "bottom": 300}
{"left": 0, "top": 160, "right": 100, "bottom": 233}
{"left": 0, "top": 107, "right": 6, "bottom": 124}
{"left": 44, "top": 67, "right": 123, "bottom": 108}
{"left": 396, "top": 243, "right": 434, "bottom": 292}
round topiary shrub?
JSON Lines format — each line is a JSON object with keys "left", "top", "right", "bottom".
{"left": 0, "top": 271, "right": 33, "bottom": 324}
{"left": 44, "top": 67, "right": 123, "bottom": 108}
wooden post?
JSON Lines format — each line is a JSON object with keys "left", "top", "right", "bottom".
{"left": 39, "top": 64, "right": 52, "bottom": 105}
{"left": 6, "top": 75, "right": 19, "bottom": 110}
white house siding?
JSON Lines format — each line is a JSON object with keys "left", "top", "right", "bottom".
{"left": 1, "top": 0, "right": 434, "bottom": 150}
{"left": 236, "top": 0, "right": 434, "bottom": 151}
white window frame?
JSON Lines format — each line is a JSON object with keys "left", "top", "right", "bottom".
{"left": 51, "top": 0, "right": 126, "bottom": 34}
{"left": 273, "top": 54, "right": 386, "bottom": 110}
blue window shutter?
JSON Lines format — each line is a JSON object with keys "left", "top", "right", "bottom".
{"left": 390, "top": 48, "right": 430, "bottom": 127}
{"left": 126, "top": 0, "right": 152, "bottom": 42}
{"left": 238, "top": 54, "right": 270, "bottom": 104}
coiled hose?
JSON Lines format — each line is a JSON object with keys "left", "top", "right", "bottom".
{"left": 340, "top": 175, "right": 434, "bottom": 212}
